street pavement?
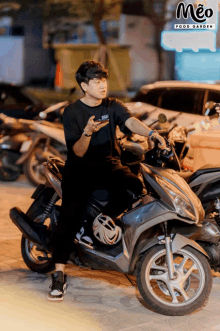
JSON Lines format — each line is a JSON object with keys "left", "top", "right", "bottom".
{"left": 0, "top": 175, "right": 220, "bottom": 331}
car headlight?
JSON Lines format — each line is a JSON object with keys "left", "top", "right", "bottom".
{"left": 156, "top": 176, "right": 196, "bottom": 221}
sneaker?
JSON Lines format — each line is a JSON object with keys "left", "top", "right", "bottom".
{"left": 76, "top": 227, "right": 93, "bottom": 249}
{"left": 47, "top": 271, "right": 67, "bottom": 302}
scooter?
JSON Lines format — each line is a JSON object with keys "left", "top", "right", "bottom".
{"left": 10, "top": 139, "right": 218, "bottom": 316}
{"left": 0, "top": 114, "right": 34, "bottom": 181}
{"left": 0, "top": 102, "right": 67, "bottom": 185}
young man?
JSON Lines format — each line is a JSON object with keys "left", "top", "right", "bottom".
{"left": 48, "top": 60, "right": 166, "bottom": 301}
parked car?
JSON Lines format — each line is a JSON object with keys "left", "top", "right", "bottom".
{"left": 126, "top": 81, "right": 220, "bottom": 128}
{"left": 0, "top": 83, "right": 46, "bottom": 119}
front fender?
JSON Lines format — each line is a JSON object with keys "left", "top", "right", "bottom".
{"left": 171, "top": 233, "right": 209, "bottom": 257}
{"left": 128, "top": 233, "right": 208, "bottom": 274}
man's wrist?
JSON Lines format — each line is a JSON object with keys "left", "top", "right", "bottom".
{"left": 83, "top": 130, "right": 92, "bottom": 137}
{"left": 149, "top": 130, "right": 157, "bottom": 137}
{"left": 83, "top": 127, "right": 92, "bottom": 136}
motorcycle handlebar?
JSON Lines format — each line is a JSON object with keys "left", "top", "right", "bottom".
{"left": 167, "top": 122, "right": 178, "bottom": 134}
{"left": 39, "top": 101, "right": 68, "bottom": 119}
{"left": 150, "top": 135, "right": 171, "bottom": 153}
{"left": 187, "top": 127, "right": 196, "bottom": 133}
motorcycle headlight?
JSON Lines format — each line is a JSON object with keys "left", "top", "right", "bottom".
{"left": 156, "top": 176, "right": 196, "bottom": 221}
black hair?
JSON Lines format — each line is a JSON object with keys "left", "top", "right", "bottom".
{"left": 75, "top": 60, "right": 108, "bottom": 93}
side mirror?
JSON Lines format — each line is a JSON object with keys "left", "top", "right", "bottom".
{"left": 158, "top": 113, "right": 167, "bottom": 123}
{"left": 39, "top": 112, "right": 47, "bottom": 119}
{"left": 205, "top": 101, "right": 216, "bottom": 116}
{"left": 205, "top": 101, "right": 215, "bottom": 110}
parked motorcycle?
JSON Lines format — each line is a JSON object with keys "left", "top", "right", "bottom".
{"left": 10, "top": 139, "right": 217, "bottom": 316}
{"left": 17, "top": 101, "right": 68, "bottom": 186}
{"left": 0, "top": 102, "right": 67, "bottom": 184}
{"left": 136, "top": 112, "right": 220, "bottom": 226}
{"left": 18, "top": 120, "right": 66, "bottom": 186}
{"left": 0, "top": 114, "right": 34, "bottom": 181}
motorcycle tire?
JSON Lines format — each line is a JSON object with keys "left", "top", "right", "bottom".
{"left": 0, "top": 150, "right": 21, "bottom": 181}
{"left": 23, "top": 145, "right": 61, "bottom": 186}
{"left": 137, "top": 245, "right": 212, "bottom": 316}
{"left": 21, "top": 235, "right": 55, "bottom": 274}
{"left": 21, "top": 200, "right": 55, "bottom": 273}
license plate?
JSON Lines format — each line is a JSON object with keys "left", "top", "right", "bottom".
{"left": 20, "top": 140, "right": 32, "bottom": 152}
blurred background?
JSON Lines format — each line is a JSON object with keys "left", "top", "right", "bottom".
{"left": 1, "top": 4, "right": 220, "bottom": 327}
{"left": 0, "top": 0, "right": 220, "bottom": 186}
{"left": 0, "top": 0, "right": 219, "bottom": 104}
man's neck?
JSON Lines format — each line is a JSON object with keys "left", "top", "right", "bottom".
{"left": 80, "top": 95, "right": 102, "bottom": 107}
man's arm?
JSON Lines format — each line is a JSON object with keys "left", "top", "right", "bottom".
{"left": 125, "top": 117, "right": 166, "bottom": 149}
{"left": 73, "top": 131, "right": 92, "bottom": 157}
{"left": 73, "top": 115, "right": 109, "bottom": 157}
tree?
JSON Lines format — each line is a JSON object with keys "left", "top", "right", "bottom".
{"left": 142, "top": 0, "right": 180, "bottom": 81}
{"left": 0, "top": 1, "right": 122, "bottom": 45}
{"left": 0, "top": 1, "right": 126, "bottom": 92}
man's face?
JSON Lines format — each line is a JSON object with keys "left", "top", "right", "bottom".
{"left": 81, "top": 77, "right": 107, "bottom": 99}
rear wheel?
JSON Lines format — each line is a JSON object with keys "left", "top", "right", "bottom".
{"left": 137, "top": 245, "right": 212, "bottom": 316}
{"left": 0, "top": 150, "right": 21, "bottom": 181}
{"left": 21, "top": 213, "right": 55, "bottom": 273}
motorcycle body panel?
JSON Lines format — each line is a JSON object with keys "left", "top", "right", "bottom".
{"left": 0, "top": 133, "right": 28, "bottom": 150}
{"left": 188, "top": 169, "right": 220, "bottom": 202}
{"left": 172, "top": 220, "right": 220, "bottom": 244}
{"left": 16, "top": 133, "right": 48, "bottom": 165}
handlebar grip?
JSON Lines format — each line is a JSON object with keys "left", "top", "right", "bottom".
{"left": 150, "top": 136, "right": 157, "bottom": 142}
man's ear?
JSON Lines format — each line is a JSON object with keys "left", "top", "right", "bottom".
{"left": 81, "top": 82, "right": 87, "bottom": 92}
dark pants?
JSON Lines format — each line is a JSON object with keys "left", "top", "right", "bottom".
{"left": 52, "top": 157, "right": 143, "bottom": 264}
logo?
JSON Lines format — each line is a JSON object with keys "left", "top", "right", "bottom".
{"left": 174, "top": 1, "right": 216, "bottom": 30}
{"left": 101, "top": 115, "right": 109, "bottom": 120}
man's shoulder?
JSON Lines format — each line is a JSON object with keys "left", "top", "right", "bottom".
{"left": 104, "top": 97, "right": 125, "bottom": 109}
{"left": 63, "top": 100, "right": 81, "bottom": 117}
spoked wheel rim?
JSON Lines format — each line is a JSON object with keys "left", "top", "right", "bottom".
{"left": 24, "top": 215, "right": 52, "bottom": 265}
{"left": 145, "top": 248, "right": 205, "bottom": 307}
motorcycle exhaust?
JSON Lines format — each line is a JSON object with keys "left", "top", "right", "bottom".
{"left": 10, "top": 207, "right": 47, "bottom": 247}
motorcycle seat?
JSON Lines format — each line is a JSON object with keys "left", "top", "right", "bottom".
{"left": 188, "top": 164, "right": 220, "bottom": 183}
{"left": 178, "top": 164, "right": 220, "bottom": 183}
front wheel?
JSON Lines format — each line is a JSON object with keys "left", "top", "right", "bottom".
{"left": 137, "top": 245, "right": 212, "bottom": 316}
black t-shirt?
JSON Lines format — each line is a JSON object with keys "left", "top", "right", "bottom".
{"left": 63, "top": 97, "right": 133, "bottom": 170}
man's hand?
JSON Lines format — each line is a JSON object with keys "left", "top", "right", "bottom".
{"left": 150, "top": 132, "right": 167, "bottom": 150}
{"left": 84, "top": 115, "right": 109, "bottom": 135}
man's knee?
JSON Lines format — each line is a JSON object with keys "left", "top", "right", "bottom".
{"left": 126, "top": 173, "right": 143, "bottom": 196}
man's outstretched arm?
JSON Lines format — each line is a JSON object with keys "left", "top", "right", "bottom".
{"left": 125, "top": 117, "right": 166, "bottom": 149}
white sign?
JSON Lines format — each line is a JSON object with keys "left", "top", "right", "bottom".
{"left": 161, "top": 30, "right": 216, "bottom": 52}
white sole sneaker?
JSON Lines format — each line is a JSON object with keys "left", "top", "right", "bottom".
{"left": 47, "top": 283, "right": 67, "bottom": 302}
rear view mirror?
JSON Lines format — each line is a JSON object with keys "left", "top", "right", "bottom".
{"left": 205, "top": 101, "right": 215, "bottom": 110}
{"left": 158, "top": 113, "right": 167, "bottom": 123}
{"left": 39, "top": 112, "right": 47, "bottom": 119}
{"left": 205, "top": 101, "right": 217, "bottom": 117}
